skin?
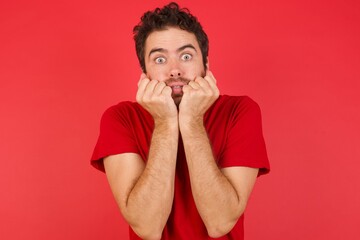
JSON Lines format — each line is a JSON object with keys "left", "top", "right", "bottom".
{"left": 104, "top": 27, "right": 259, "bottom": 239}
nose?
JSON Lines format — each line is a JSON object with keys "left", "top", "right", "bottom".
{"left": 170, "top": 71, "right": 181, "bottom": 78}
{"left": 170, "top": 70, "right": 181, "bottom": 78}
{"left": 169, "top": 60, "right": 182, "bottom": 78}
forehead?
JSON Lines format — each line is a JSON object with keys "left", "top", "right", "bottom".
{"left": 145, "top": 27, "right": 200, "bottom": 54}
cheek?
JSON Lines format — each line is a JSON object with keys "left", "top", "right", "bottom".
{"left": 188, "top": 61, "right": 205, "bottom": 77}
{"left": 147, "top": 67, "right": 168, "bottom": 82}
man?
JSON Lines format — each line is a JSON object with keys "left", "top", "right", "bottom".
{"left": 91, "top": 2, "right": 270, "bottom": 239}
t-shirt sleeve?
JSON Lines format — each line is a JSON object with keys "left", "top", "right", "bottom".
{"left": 90, "top": 104, "right": 140, "bottom": 172}
{"left": 218, "top": 97, "right": 270, "bottom": 176}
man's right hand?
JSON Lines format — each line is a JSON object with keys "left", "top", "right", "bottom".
{"left": 106, "top": 73, "right": 180, "bottom": 239}
{"left": 136, "top": 73, "right": 178, "bottom": 123}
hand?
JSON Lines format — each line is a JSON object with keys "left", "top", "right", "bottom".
{"left": 179, "top": 70, "right": 220, "bottom": 125}
{"left": 136, "top": 73, "right": 178, "bottom": 123}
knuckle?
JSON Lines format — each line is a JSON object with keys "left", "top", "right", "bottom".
{"left": 140, "top": 78, "right": 149, "bottom": 85}
{"left": 163, "top": 86, "right": 172, "bottom": 94}
{"left": 150, "top": 79, "right": 158, "bottom": 86}
{"left": 196, "top": 78, "right": 205, "bottom": 84}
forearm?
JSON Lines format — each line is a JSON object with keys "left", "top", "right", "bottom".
{"left": 125, "top": 120, "right": 178, "bottom": 239}
{"left": 180, "top": 120, "right": 242, "bottom": 237}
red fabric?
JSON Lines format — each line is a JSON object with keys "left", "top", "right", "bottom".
{"left": 91, "top": 95, "right": 270, "bottom": 239}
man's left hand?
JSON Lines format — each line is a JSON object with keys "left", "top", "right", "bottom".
{"left": 179, "top": 70, "right": 219, "bottom": 126}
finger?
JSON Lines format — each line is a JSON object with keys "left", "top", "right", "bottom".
{"left": 143, "top": 79, "right": 159, "bottom": 98}
{"left": 136, "top": 77, "right": 150, "bottom": 101}
{"left": 162, "top": 85, "right": 172, "bottom": 96}
{"left": 182, "top": 84, "right": 191, "bottom": 93}
{"left": 188, "top": 80, "right": 201, "bottom": 90}
{"left": 194, "top": 76, "right": 211, "bottom": 90}
{"left": 204, "top": 71, "right": 218, "bottom": 90}
{"left": 137, "top": 73, "right": 147, "bottom": 87}
{"left": 205, "top": 70, "right": 217, "bottom": 84}
{"left": 153, "top": 81, "right": 166, "bottom": 95}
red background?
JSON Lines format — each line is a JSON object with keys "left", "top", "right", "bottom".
{"left": 1, "top": 0, "right": 359, "bottom": 239}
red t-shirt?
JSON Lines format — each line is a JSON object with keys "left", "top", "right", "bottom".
{"left": 91, "top": 95, "right": 270, "bottom": 239}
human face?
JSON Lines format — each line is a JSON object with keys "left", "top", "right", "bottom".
{"left": 144, "top": 27, "right": 206, "bottom": 105}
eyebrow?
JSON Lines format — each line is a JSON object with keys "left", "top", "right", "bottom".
{"left": 178, "top": 44, "right": 197, "bottom": 52}
{"left": 148, "top": 44, "right": 197, "bottom": 58}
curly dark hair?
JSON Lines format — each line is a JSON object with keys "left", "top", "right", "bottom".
{"left": 133, "top": 2, "right": 209, "bottom": 73}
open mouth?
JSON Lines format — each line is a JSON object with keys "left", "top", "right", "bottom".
{"left": 171, "top": 85, "right": 183, "bottom": 95}
{"left": 171, "top": 85, "right": 183, "bottom": 90}
{"left": 166, "top": 77, "right": 190, "bottom": 96}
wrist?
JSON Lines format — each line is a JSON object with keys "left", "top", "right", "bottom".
{"left": 179, "top": 115, "right": 205, "bottom": 136}
{"left": 154, "top": 117, "right": 179, "bottom": 131}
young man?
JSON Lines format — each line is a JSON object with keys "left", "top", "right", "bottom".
{"left": 91, "top": 2, "right": 270, "bottom": 239}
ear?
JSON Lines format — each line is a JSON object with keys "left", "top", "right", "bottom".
{"left": 206, "top": 57, "right": 210, "bottom": 70}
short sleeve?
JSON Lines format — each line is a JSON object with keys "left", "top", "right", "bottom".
{"left": 90, "top": 104, "right": 140, "bottom": 172}
{"left": 219, "top": 97, "right": 270, "bottom": 176}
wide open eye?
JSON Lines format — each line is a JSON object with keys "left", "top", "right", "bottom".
{"left": 155, "top": 57, "right": 166, "bottom": 64}
{"left": 181, "top": 53, "right": 192, "bottom": 61}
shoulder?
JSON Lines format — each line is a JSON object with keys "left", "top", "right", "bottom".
{"left": 102, "top": 101, "right": 148, "bottom": 120}
{"left": 209, "top": 95, "right": 261, "bottom": 117}
{"left": 104, "top": 101, "right": 140, "bottom": 116}
{"left": 217, "top": 95, "right": 259, "bottom": 107}
{"left": 99, "top": 101, "right": 152, "bottom": 130}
